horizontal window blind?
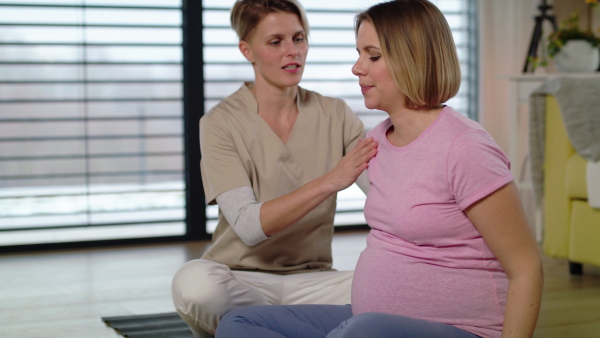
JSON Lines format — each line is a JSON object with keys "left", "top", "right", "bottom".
{"left": 203, "top": 0, "right": 478, "bottom": 232}
{"left": 0, "top": 0, "right": 186, "bottom": 247}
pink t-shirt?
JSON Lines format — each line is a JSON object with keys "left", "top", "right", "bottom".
{"left": 352, "top": 107, "right": 513, "bottom": 338}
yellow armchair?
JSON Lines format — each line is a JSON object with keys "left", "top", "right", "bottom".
{"left": 543, "top": 95, "right": 600, "bottom": 274}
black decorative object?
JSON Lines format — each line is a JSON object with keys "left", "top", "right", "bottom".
{"left": 523, "top": 0, "right": 558, "bottom": 73}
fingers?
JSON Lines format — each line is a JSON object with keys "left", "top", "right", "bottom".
{"left": 326, "top": 138, "right": 378, "bottom": 192}
{"left": 352, "top": 138, "right": 378, "bottom": 165}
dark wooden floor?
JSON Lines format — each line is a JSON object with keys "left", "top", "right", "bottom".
{"left": 1, "top": 230, "right": 599, "bottom": 338}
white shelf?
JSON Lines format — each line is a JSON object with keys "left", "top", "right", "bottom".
{"left": 506, "top": 74, "right": 550, "bottom": 242}
{"left": 505, "top": 73, "right": 600, "bottom": 242}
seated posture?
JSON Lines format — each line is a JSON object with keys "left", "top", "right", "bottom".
{"left": 171, "top": 0, "right": 377, "bottom": 336}
{"left": 216, "top": 1, "right": 544, "bottom": 337}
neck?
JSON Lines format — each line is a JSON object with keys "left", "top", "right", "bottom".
{"left": 250, "top": 79, "right": 298, "bottom": 118}
{"left": 386, "top": 106, "right": 444, "bottom": 147}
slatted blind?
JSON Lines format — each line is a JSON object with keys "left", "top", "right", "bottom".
{"left": 203, "top": 0, "right": 479, "bottom": 231}
{"left": 0, "top": 0, "right": 186, "bottom": 247}
{"left": 0, "top": 0, "right": 478, "bottom": 247}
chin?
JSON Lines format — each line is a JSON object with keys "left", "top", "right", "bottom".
{"left": 289, "top": 73, "right": 304, "bottom": 83}
{"left": 364, "top": 101, "right": 379, "bottom": 110}
{"left": 283, "top": 78, "right": 302, "bottom": 88}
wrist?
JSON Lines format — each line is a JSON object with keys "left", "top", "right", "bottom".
{"left": 316, "top": 172, "right": 338, "bottom": 196}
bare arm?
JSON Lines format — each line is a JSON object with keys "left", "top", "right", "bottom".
{"left": 465, "top": 182, "right": 543, "bottom": 338}
{"left": 260, "top": 137, "right": 377, "bottom": 236}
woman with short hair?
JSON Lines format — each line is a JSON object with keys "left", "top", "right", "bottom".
{"left": 215, "top": 1, "right": 544, "bottom": 337}
{"left": 171, "top": 0, "right": 377, "bottom": 336}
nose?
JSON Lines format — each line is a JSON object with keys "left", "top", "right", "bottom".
{"left": 286, "top": 39, "right": 299, "bottom": 56}
{"left": 352, "top": 58, "right": 364, "bottom": 76}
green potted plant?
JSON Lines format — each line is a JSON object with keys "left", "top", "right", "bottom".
{"left": 547, "top": 1, "right": 600, "bottom": 72}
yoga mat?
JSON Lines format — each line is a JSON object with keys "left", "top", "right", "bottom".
{"left": 102, "top": 312, "right": 194, "bottom": 338}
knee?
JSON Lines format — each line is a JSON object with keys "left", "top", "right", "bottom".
{"left": 220, "top": 306, "right": 252, "bottom": 324}
{"left": 341, "top": 312, "right": 382, "bottom": 328}
{"left": 220, "top": 305, "right": 274, "bottom": 327}
{"left": 327, "top": 313, "right": 390, "bottom": 338}
{"left": 172, "top": 259, "right": 233, "bottom": 313}
{"left": 215, "top": 306, "right": 263, "bottom": 338}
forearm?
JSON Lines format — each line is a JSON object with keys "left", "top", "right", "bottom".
{"left": 501, "top": 261, "right": 544, "bottom": 337}
{"left": 260, "top": 174, "right": 336, "bottom": 236}
{"left": 465, "top": 183, "right": 544, "bottom": 338}
{"left": 261, "top": 137, "right": 376, "bottom": 236}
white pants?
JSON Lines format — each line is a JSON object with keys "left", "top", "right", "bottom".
{"left": 171, "top": 259, "right": 353, "bottom": 337}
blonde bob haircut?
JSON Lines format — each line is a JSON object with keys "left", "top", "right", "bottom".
{"left": 230, "top": 0, "right": 309, "bottom": 42}
{"left": 355, "top": 0, "right": 461, "bottom": 110}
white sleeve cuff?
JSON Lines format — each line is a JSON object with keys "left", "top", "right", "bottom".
{"left": 215, "top": 186, "right": 269, "bottom": 246}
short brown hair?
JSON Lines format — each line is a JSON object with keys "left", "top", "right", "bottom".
{"left": 230, "top": 0, "right": 309, "bottom": 42}
{"left": 355, "top": 0, "right": 461, "bottom": 110}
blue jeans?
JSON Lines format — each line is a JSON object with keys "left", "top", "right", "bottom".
{"left": 215, "top": 304, "right": 482, "bottom": 338}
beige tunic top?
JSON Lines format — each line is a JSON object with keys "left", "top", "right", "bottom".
{"left": 200, "top": 82, "right": 365, "bottom": 273}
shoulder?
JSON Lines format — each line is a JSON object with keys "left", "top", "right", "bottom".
{"left": 443, "top": 111, "right": 509, "bottom": 169}
{"left": 441, "top": 107, "right": 484, "bottom": 132}
{"left": 437, "top": 107, "right": 493, "bottom": 145}
{"left": 201, "top": 84, "right": 256, "bottom": 128}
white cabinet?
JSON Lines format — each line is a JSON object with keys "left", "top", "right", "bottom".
{"left": 506, "top": 74, "right": 550, "bottom": 242}
{"left": 506, "top": 73, "right": 600, "bottom": 242}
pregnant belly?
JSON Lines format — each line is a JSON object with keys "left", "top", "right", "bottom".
{"left": 351, "top": 246, "right": 507, "bottom": 326}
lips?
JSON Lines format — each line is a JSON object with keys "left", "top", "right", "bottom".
{"left": 283, "top": 63, "right": 301, "bottom": 69}
{"left": 359, "top": 83, "right": 373, "bottom": 94}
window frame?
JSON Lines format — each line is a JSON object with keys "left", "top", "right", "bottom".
{"left": 0, "top": 0, "right": 478, "bottom": 252}
{"left": 0, "top": 0, "right": 210, "bottom": 253}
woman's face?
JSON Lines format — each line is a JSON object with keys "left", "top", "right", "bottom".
{"left": 240, "top": 11, "right": 308, "bottom": 90}
{"left": 352, "top": 20, "right": 403, "bottom": 112}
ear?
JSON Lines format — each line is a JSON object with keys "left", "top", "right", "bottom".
{"left": 239, "top": 41, "right": 255, "bottom": 64}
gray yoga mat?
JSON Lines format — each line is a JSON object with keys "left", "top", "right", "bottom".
{"left": 102, "top": 312, "right": 194, "bottom": 338}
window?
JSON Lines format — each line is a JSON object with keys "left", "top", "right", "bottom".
{"left": 0, "top": 0, "right": 186, "bottom": 248}
{"left": 202, "top": 0, "right": 479, "bottom": 232}
{"left": 0, "top": 0, "right": 478, "bottom": 249}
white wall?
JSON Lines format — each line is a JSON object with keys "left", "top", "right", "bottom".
{"left": 478, "top": 0, "right": 600, "bottom": 239}
{"left": 478, "top": 0, "right": 538, "bottom": 152}
{"left": 478, "top": 0, "right": 600, "bottom": 151}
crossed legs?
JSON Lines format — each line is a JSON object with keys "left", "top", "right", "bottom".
{"left": 171, "top": 259, "right": 353, "bottom": 336}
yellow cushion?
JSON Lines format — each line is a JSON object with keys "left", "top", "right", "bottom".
{"left": 543, "top": 95, "right": 600, "bottom": 268}
{"left": 543, "top": 96, "right": 574, "bottom": 258}
{"left": 569, "top": 200, "right": 600, "bottom": 266}
{"left": 565, "top": 153, "right": 588, "bottom": 199}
